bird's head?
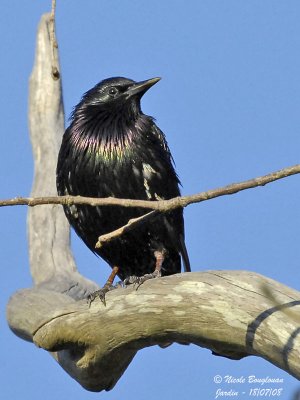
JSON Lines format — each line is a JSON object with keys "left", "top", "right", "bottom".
{"left": 78, "top": 76, "right": 161, "bottom": 117}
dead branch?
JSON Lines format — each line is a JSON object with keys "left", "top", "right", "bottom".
{"left": 7, "top": 271, "right": 300, "bottom": 392}
{"left": 27, "top": 12, "right": 97, "bottom": 294}
{"left": 95, "top": 210, "right": 159, "bottom": 248}
{"left": 1, "top": 163, "right": 299, "bottom": 247}
{"left": 1, "top": 163, "right": 300, "bottom": 211}
{"left": 49, "top": 0, "right": 60, "bottom": 79}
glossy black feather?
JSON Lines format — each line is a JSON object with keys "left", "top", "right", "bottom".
{"left": 56, "top": 77, "right": 190, "bottom": 281}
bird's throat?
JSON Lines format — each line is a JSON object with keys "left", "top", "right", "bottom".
{"left": 70, "top": 111, "right": 151, "bottom": 163}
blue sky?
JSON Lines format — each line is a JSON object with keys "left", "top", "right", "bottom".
{"left": 1, "top": 1, "right": 300, "bottom": 399}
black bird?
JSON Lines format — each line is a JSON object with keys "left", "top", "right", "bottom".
{"left": 56, "top": 77, "right": 190, "bottom": 300}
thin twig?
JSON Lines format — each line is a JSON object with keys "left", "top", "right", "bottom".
{"left": 0, "top": 163, "right": 299, "bottom": 211}
{"left": 95, "top": 210, "right": 159, "bottom": 248}
{"left": 1, "top": 163, "right": 299, "bottom": 248}
{"left": 49, "top": 0, "right": 60, "bottom": 79}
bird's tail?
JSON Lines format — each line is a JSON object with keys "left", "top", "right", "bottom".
{"left": 179, "top": 234, "right": 191, "bottom": 272}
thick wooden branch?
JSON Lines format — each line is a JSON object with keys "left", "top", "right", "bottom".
{"left": 26, "top": 12, "right": 97, "bottom": 297}
{"left": 5, "top": 12, "right": 300, "bottom": 394}
{"left": 7, "top": 271, "right": 300, "bottom": 391}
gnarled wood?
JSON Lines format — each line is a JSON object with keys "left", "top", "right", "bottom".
{"left": 7, "top": 271, "right": 300, "bottom": 391}
{"left": 5, "top": 12, "right": 300, "bottom": 393}
{"left": 27, "top": 13, "right": 97, "bottom": 298}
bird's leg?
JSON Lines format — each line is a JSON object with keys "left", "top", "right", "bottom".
{"left": 87, "top": 266, "right": 120, "bottom": 306}
{"left": 153, "top": 250, "right": 164, "bottom": 275}
{"left": 124, "top": 250, "right": 165, "bottom": 289}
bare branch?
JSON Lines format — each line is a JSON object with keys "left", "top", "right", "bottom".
{"left": 1, "top": 163, "right": 300, "bottom": 211}
{"left": 49, "top": 0, "right": 60, "bottom": 79}
{"left": 1, "top": 164, "right": 299, "bottom": 247}
{"left": 95, "top": 210, "right": 159, "bottom": 248}
{"left": 27, "top": 12, "right": 97, "bottom": 295}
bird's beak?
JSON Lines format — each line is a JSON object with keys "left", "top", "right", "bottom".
{"left": 125, "top": 77, "right": 161, "bottom": 99}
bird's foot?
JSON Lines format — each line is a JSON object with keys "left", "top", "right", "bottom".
{"left": 87, "top": 281, "right": 121, "bottom": 307}
{"left": 123, "top": 269, "right": 161, "bottom": 290}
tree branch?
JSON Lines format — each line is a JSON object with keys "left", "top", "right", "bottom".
{"left": 95, "top": 210, "right": 159, "bottom": 248}
{"left": 1, "top": 163, "right": 300, "bottom": 247}
{"left": 7, "top": 271, "right": 300, "bottom": 391}
{"left": 27, "top": 12, "right": 97, "bottom": 295}
{"left": 1, "top": 163, "right": 300, "bottom": 211}
{"left": 49, "top": 0, "right": 60, "bottom": 79}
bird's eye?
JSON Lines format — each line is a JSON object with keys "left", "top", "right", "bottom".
{"left": 108, "top": 87, "right": 118, "bottom": 97}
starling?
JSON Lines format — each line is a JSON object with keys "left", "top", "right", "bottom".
{"left": 56, "top": 77, "right": 190, "bottom": 301}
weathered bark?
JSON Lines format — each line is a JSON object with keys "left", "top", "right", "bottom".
{"left": 7, "top": 270, "right": 300, "bottom": 391}
{"left": 27, "top": 13, "right": 97, "bottom": 298}
{"left": 5, "top": 12, "right": 300, "bottom": 393}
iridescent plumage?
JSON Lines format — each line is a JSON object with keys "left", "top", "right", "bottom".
{"left": 57, "top": 77, "right": 190, "bottom": 283}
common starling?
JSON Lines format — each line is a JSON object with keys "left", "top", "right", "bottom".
{"left": 56, "top": 77, "right": 190, "bottom": 301}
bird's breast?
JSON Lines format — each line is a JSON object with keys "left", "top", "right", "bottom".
{"left": 70, "top": 137, "right": 166, "bottom": 202}
{"left": 61, "top": 115, "right": 176, "bottom": 202}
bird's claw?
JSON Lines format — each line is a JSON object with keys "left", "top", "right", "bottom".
{"left": 87, "top": 282, "right": 121, "bottom": 307}
{"left": 87, "top": 288, "right": 108, "bottom": 307}
{"left": 87, "top": 269, "right": 162, "bottom": 305}
{"left": 123, "top": 275, "right": 138, "bottom": 286}
{"left": 123, "top": 269, "right": 161, "bottom": 290}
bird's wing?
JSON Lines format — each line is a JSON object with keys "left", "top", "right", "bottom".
{"left": 148, "top": 124, "right": 191, "bottom": 272}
